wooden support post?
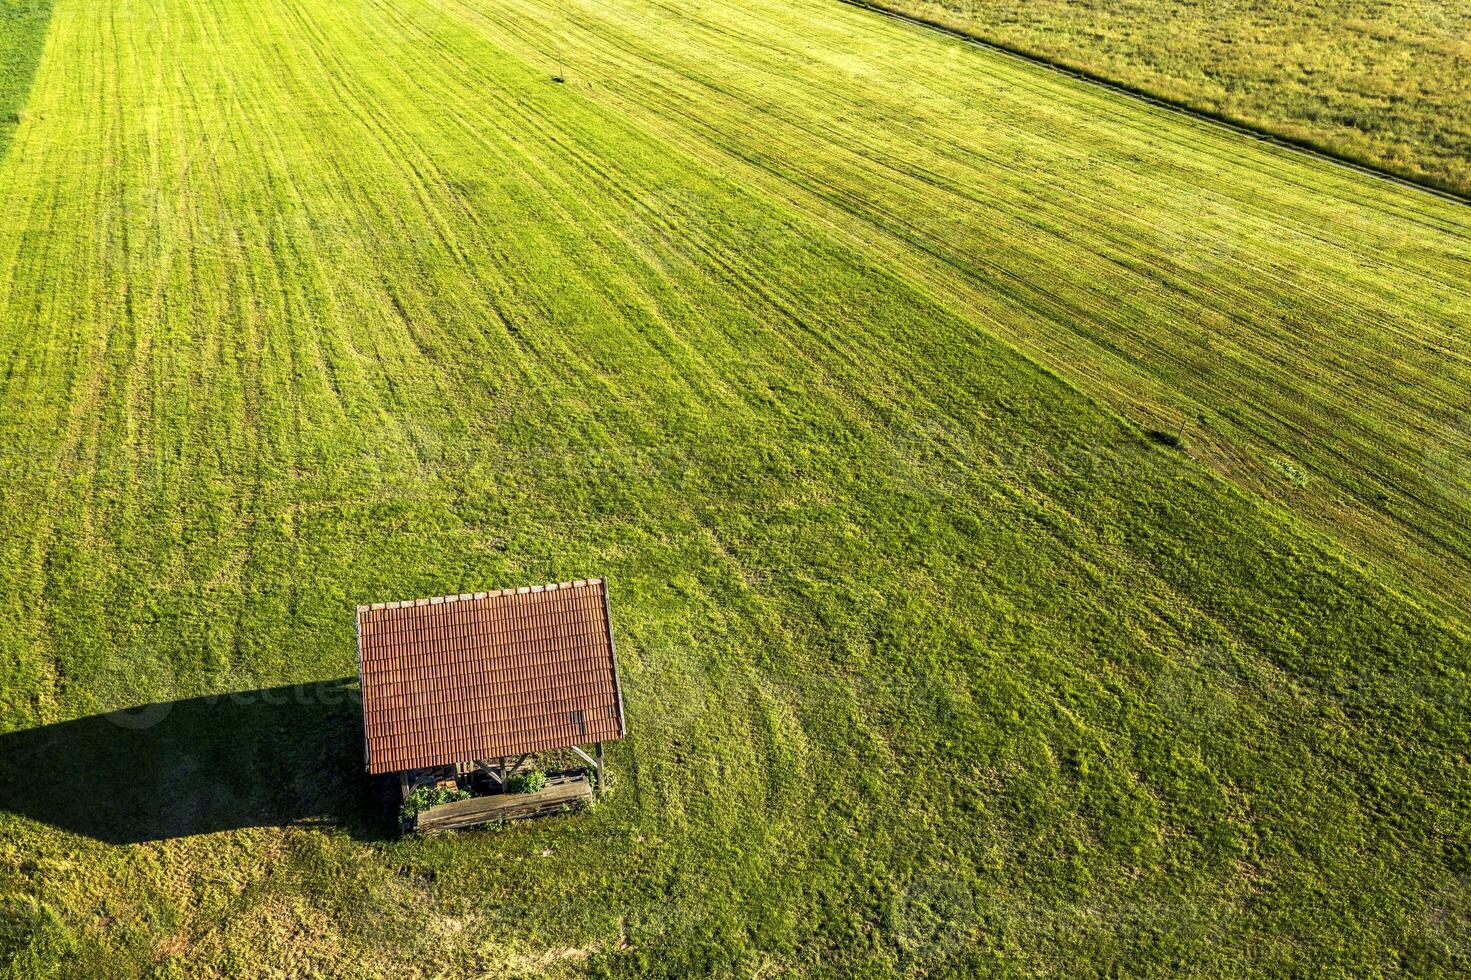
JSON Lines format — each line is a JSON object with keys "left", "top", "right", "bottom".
{"left": 398, "top": 771, "right": 410, "bottom": 802}
{"left": 499, "top": 756, "right": 507, "bottom": 787}
{"left": 570, "top": 742, "right": 602, "bottom": 792}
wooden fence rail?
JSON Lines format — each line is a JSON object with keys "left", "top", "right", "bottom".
{"left": 412, "top": 777, "right": 592, "bottom": 833}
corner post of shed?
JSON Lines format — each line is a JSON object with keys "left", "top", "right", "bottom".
{"left": 595, "top": 741, "right": 604, "bottom": 795}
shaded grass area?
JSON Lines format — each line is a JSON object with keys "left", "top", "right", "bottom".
{"left": 0, "top": 0, "right": 52, "bottom": 162}
{"left": 0, "top": 0, "right": 1466, "bottom": 974}
{"left": 856, "top": 0, "right": 1471, "bottom": 198}
{"left": 0, "top": 681, "right": 386, "bottom": 845}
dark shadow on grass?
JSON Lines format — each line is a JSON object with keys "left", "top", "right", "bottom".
{"left": 0, "top": 0, "right": 58, "bottom": 164}
{"left": 0, "top": 679, "right": 396, "bottom": 844}
{"left": 1144, "top": 428, "right": 1185, "bottom": 450}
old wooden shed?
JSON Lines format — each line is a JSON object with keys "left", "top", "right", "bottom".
{"left": 355, "top": 578, "right": 626, "bottom": 831}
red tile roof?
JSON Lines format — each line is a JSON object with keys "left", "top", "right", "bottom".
{"left": 355, "top": 579, "right": 625, "bottom": 775}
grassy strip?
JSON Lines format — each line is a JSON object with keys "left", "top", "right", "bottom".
{"left": 0, "top": 0, "right": 1466, "bottom": 974}
{"left": 0, "top": 0, "right": 52, "bottom": 163}
{"left": 839, "top": 0, "right": 1471, "bottom": 199}
{"left": 839, "top": 0, "right": 1471, "bottom": 208}
{"left": 474, "top": 0, "right": 1471, "bottom": 625}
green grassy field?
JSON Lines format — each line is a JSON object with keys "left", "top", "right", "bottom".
{"left": 0, "top": 0, "right": 1468, "bottom": 975}
{"left": 0, "top": 0, "right": 53, "bottom": 161}
{"left": 861, "top": 0, "right": 1471, "bottom": 198}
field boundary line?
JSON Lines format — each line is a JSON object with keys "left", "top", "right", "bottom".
{"left": 833, "top": 0, "right": 1471, "bottom": 209}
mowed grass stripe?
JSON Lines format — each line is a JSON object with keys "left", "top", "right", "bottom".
{"left": 442, "top": 0, "right": 1471, "bottom": 622}
{"left": 0, "top": 0, "right": 1467, "bottom": 974}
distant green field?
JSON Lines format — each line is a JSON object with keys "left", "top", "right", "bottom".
{"left": 862, "top": 0, "right": 1471, "bottom": 197}
{"left": 0, "top": 0, "right": 1468, "bottom": 975}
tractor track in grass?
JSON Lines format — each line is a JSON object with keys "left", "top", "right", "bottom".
{"left": 458, "top": 0, "right": 1471, "bottom": 623}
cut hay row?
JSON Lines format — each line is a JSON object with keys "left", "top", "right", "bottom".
{"left": 457, "top": 0, "right": 1471, "bottom": 621}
